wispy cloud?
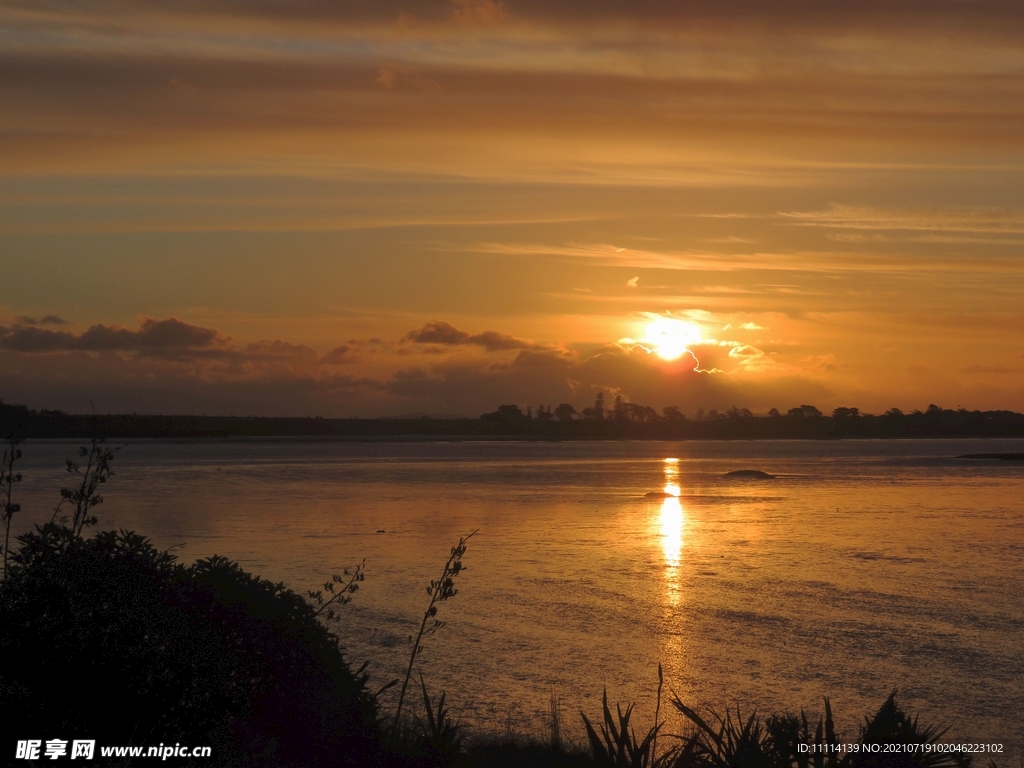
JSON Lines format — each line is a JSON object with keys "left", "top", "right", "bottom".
{"left": 960, "top": 364, "right": 1022, "bottom": 374}
{"left": 4, "top": 0, "right": 1024, "bottom": 182}
{"left": 465, "top": 240, "right": 1024, "bottom": 277}
{"left": 778, "top": 204, "right": 1024, "bottom": 237}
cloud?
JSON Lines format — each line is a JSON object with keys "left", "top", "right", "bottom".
{"left": 726, "top": 343, "right": 773, "bottom": 371}
{"left": 451, "top": 0, "right": 508, "bottom": 25}
{"left": 382, "top": 348, "right": 580, "bottom": 412}
{"left": 470, "top": 331, "right": 545, "bottom": 351}
{"left": 4, "top": 0, "right": 1023, "bottom": 187}
{"left": 6, "top": 0, "right": 1021, "bottom": 30}
{"left": 374, "top": 65, "right": 442, "bottom": 92}
{"left": 0, "top": 313, "right": 837, "bottom": 417}
{"left": 960, "top": 364, "right": 1022, "bottom": 374}
{"left": 780, "top": 205, "right": 1024, "bottom": 241}
{"left": 15, "top": 315, "right": 68, "bottom": 326}
{"left": 243, "top": 340, "right": 320, "bottom": 363}
{"left": 0, "top": 317, "right": 229, "bottom": 353}
{"left": 467, "top": 241, "right": 936, "bottom": 278}
{"left": 723, "top": 322, "right": 766, "bottom": 331}
{"left": 4, "top": 311, "right": 1021, "bottom": 418}
{"left": 567, "top": 343, "right": 822, "bottom": 412}
{"left": 322, "top": 345, "right": 360, "bottom": 365}
{"left": 627, "top": 277, "right": 639, "bottom": 288}
{"left": 401, "top": 321, "right": 546, "bottom": 351}
{"left": 402, "top": 321, "right": 472, "bottom": 345}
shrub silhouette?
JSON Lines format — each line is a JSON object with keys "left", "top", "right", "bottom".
{"left": 0, "top": 524, "right": 381, "bottom": 767}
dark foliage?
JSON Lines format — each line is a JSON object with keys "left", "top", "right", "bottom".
{"left": 0, "top": 525, "right": 381, "bottom": 767}
{"left": 671, "top": 689, "right": 971, "bottom": 768}
{"left": 463, "top": 740, "right": 596, "bottom": 768}
{"left": 581, "top": 689, "right": 665, "bottom": 768}
{"left": 849, "top": 691, "right": 969, "bottom": 768}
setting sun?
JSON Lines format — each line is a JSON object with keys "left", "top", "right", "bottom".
{"left": 643, "top": 319, "right": 702, "bottom": 361}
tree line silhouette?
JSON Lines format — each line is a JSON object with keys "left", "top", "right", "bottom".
{"left": 481, "top": 396, "right": 1024, "bottom": 439}
{"left": 3, "top": 397, "right": 1024, "bottom": 440}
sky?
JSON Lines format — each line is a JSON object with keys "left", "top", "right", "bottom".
{"left": 1, "top": 0, "right": 1023, "bottom": 417}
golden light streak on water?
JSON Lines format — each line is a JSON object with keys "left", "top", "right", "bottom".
{"left": 657, "top": 457, "right": 691, "bottom": 710}
{"left": 659, "top": 457, "right": 684, "bottom": 572}
{"left": 659, "top": 495, "right": 684, "bottom": 570}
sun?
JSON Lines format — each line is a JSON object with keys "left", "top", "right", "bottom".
{"left": 643, "top": 318, "right": 701, "bottom": 360}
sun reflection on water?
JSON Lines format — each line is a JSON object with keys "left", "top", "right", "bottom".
{"left": 659, "top": 458, "right": 684, "bottom": 569}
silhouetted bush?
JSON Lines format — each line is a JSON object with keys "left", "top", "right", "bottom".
{"left": 0, "top": 525, "right": 381, "bottom": 767}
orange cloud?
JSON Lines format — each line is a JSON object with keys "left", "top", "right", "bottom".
{"left": 0, "top": 318, "right": 229, "bottom": 353}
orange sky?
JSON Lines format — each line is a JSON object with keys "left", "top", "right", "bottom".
{"left": 1, "top": 0, "right": 1023, "bottom": 416}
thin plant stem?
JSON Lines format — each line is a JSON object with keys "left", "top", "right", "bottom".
{"left": 652, "top": 662, "right": 663, "bottom": 763}
{"left": 307, "top": 560, "right": 365, "bottom": 620}
{"left": 51, "top": 437, "right": 117, "bottom": 537}
{"left": 549, "top": 691, "right": 561, "bottom": 750}
{"left": 1, "top": 437, "right": 23, "bottom": 581}
{"left": 393, "top": 530, "right": 476, "bottom": 731}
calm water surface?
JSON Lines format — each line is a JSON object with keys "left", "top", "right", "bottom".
{"left": 11, "top": 438, "right": 1024, "bottom": 747}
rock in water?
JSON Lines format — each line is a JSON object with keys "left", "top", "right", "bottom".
{"left": 957, "top": 453, "right": 1024, "bottom": 461}
{"left": 724, "top": 469, "right": 776, "bottom": 480}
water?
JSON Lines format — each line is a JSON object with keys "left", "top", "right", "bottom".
{"left": 8, "top": 438, "right": 1024, "bottom": 748}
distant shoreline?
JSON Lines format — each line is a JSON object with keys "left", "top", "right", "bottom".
{"left": 957, "top": 452, "right": 1024, "bottom": 460}
{"left": 4, "top": 400, "right": 1024, "bottom": 441}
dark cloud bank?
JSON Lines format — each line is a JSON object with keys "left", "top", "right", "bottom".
{"left": 0, "top": 317, "right": 828, "bottom": 417}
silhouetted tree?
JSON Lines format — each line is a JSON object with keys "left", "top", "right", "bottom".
{"left": 787, "top": 404, "right": 823, "bottom": 419}
{"left": 553, "top": 403, "right": 577, "bottom": 422}
{"left": 619, "top": 403, "right": 658, "bottom": 423}
{"left": 481, "top": 404, "right": 527, "bottom": 425}
{"left": 582, "top": 392, "right": 606, "bottom": 421}
{"left": 613, "top": 395, "right": 626, "bottom": 422}
{"left": 662, "top": 406, "right": 684, "bottom": 422}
